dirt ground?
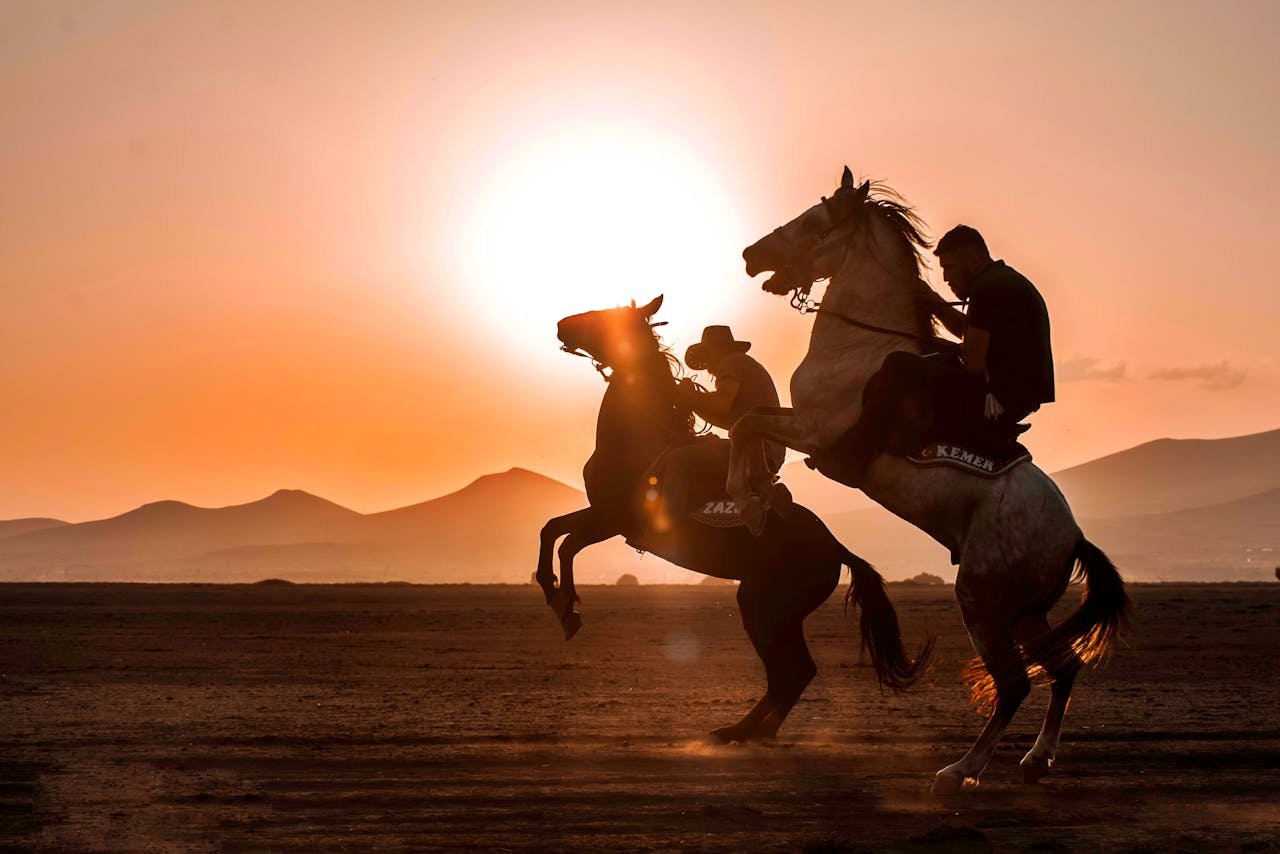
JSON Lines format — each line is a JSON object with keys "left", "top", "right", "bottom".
{"left": 2, "top": 581, "right": 1278, "bottom": 852}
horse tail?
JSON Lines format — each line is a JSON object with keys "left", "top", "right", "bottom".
{"left": 1023, "top": 537, "right": 1132, "bottom": 678}
{"left": 843, "top": 550, "right": 935, "bottom": 691}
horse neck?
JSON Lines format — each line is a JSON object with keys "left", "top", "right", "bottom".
{"left": 596, "top": 348, "right": 680, "bottom": 451}
{"left": 790, "top": 217, "right": 925, "bottom": 431}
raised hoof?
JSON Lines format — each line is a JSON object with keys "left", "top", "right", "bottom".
{"left": 738, "top": 497, "right": 766, "bottom": 537}
{"left": 1019, "top": 755, "right": 1053, "bottom": 784}
{"left": 561, "top": 610, "right": 583, "bottom": 641}
{"left": 932, "top": 767, "right": 975, "bottom": 796}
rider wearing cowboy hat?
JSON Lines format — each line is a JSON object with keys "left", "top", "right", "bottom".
{"left": 658, "top": 325, "right": 785, "bottom": 526}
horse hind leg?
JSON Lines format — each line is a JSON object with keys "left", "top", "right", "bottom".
{"left": 711, "top": 623, "right": 816, "bottom": 743}
{"left": 934, "top": 619, "right": 1031, "bottom": 795}
{"left": 754, "top": 621, "right": 819, "bottom": 739}
{"left": 1016, "top": 614, "right": 1083, "bottom": 784}
{"left": 711, "top": 575, "right": 824, "bottom": 743}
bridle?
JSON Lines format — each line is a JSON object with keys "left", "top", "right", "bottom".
{"left": 560, "top": 344, "right": 612, "bottom": 380}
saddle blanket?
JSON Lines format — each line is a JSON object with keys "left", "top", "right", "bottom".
{"left": 688, "top": 498, "right": 746, "bottom": 528}
{"left": 907, "top": 441, "right": 1031, "bottom": 477}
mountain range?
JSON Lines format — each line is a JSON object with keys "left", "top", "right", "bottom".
{"left": 3, "top": 428, "right": 1279, "bottom": 583}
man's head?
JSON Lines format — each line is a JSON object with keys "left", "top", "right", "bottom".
{"left": 685, "top": 325, "right": 750, "bottom": 375}
{"left": 933, "top": 225, "right": 992, "bottom": 300}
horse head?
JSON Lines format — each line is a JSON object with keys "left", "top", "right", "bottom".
{"left": 556, "top": 295, "right": 665, "bottom": 370}
{"left": 743, "top": 166, "right": 871, "bottom": 296}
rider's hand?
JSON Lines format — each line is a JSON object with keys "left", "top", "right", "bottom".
{"left": 983, "top": 392, "right": 1004, "bottom": 420}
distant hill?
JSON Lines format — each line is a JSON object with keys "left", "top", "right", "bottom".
{"left": 1079, "top": 486, "right": 1280, "bottom": 581}
{"left": 0, "top": 489, "right": 360, "bottom": 563}
{"left": 0, "top": 518, "right": 68, "bottom": 540}
{"left": 1053, "top": 427, "right": 1280, "bottom": 518}
{"left": 359, "top": 467, "right": 584, "bottom": 543}
{"left": 4, "top": 427, "right": 1280, "bottom": 584}
{"left": 0, "top": 469, "right": 652, "bottom": 584}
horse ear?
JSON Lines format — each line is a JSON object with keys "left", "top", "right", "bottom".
{"left": 638, "top": 294, "right": 664, "bottom": 317}
{"left": 630, "top": 299, "right": 636, "bottom": 308}
{"left": 857, "top": 179, "right": 871, "bottom": 197}
{"left": 841, "top": 166, "right": 855, "bottom": 189}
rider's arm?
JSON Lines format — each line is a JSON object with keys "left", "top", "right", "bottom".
{"left": 962, "top": 326, "right": 990, "bottom": 374}
{"left": 918, "top": 291, "right": 967, "bottom": 337}
{"left": 685, "top": 377, "right": 742, "bottom": 430}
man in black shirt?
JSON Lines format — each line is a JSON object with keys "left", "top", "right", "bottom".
{"left": 832, "top": 225, "right": 1054, "bottom": 482}
{"left": 927, "top": 225, "right": 1054, "bottom": 423}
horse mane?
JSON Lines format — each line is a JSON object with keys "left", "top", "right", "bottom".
{"left": 861, "top": 181, "right": 942, "bottom": 342}
{"left": 630, "top": 319, "right": 697, "bottom": 436}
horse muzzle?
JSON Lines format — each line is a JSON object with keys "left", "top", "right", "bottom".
{"left": 743, "top": 239, "right": 780, "bottom": 279}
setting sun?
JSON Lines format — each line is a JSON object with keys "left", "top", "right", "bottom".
{"left": 457, "top": 118, "right": 745, "bottom": 350}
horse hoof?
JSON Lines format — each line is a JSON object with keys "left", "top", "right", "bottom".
{"left": 561, "top": 610, "right": 583, "bottom": 641}
{"left": 1020, "top": 755, "right": 1052, "bottom": 784}
{"left": 708, "top": 726, "right": 746, "bottom": 745}
{"left": 932, "top": 767, "right": 972, "bottom": 796}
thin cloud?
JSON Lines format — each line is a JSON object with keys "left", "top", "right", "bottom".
{"left": 1148, "top": 360, "right": 1246, "bottom": 391}
{"left": 1058, "top": 356, "right": 1128, "bottom": 383}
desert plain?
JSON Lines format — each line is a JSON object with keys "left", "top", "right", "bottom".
{"left": 1, "top": 581, "right": 1278, "bottom": 851}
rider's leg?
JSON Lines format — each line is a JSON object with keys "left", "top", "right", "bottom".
{"left": 815, "top": 359, "right": 906, "bottom": 485}
{"left": 762, "top": 438, "right": 796, "bottom": 516}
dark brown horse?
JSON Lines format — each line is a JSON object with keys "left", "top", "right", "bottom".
{"left": 536, "top": 295, "right": 932, "bottom": 742}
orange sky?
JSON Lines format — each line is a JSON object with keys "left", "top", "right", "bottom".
{"left": 3, "top": 1, "right": 1279, "bottom": 521}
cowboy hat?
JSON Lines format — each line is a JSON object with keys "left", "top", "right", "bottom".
{"left": 685, "top": 325, "right": 751, "bottom": 370}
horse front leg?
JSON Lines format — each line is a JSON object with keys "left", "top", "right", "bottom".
{"left": 550, "top": 512, "right": 621, "bottom": 640}
{"left": 537, "top": 508, "right": 595, "bottom": 605}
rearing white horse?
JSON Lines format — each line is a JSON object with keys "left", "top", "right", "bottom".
{"left": 727, "top": 167, "right": 1130, "bottom": 794}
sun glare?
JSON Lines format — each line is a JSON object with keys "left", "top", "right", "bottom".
{"left": 458, "top": 122, "right": 745, "bottom": 355}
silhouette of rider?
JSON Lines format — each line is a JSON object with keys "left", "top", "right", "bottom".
{"left": 838, "top": 225, "right": 1055, "bottom": 480}
{"left": 658, "top": 326, "right": 784, "bottom": 524}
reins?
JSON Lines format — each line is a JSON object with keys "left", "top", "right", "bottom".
{"left": 561, "top": 345, "right": 612, "bottom": 380}
{"left": 814, "top": 305, "right": 943, "bottom": 345}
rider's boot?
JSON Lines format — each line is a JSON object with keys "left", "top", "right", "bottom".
{"left": 769, "top": 481, "right": 795, "bottom": 518}
{"left": 738, "top": 496, "right": 767, "bottom": 537}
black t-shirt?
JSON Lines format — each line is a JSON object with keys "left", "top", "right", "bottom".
{"left": 966, "top": 261, "right": 1055, "bottom": 414}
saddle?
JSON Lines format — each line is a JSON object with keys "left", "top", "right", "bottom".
{"left": 806, "top": 413, "right": 1032, "bottom": 484}
{"left": 906, "top": 416, "right": 1032, "bottom": 477}
{"left": 906, "top": 438, "right": 1030, "bottom": 477}
{"left": 641, "top": 444, "right": 756, "bottom": 530}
